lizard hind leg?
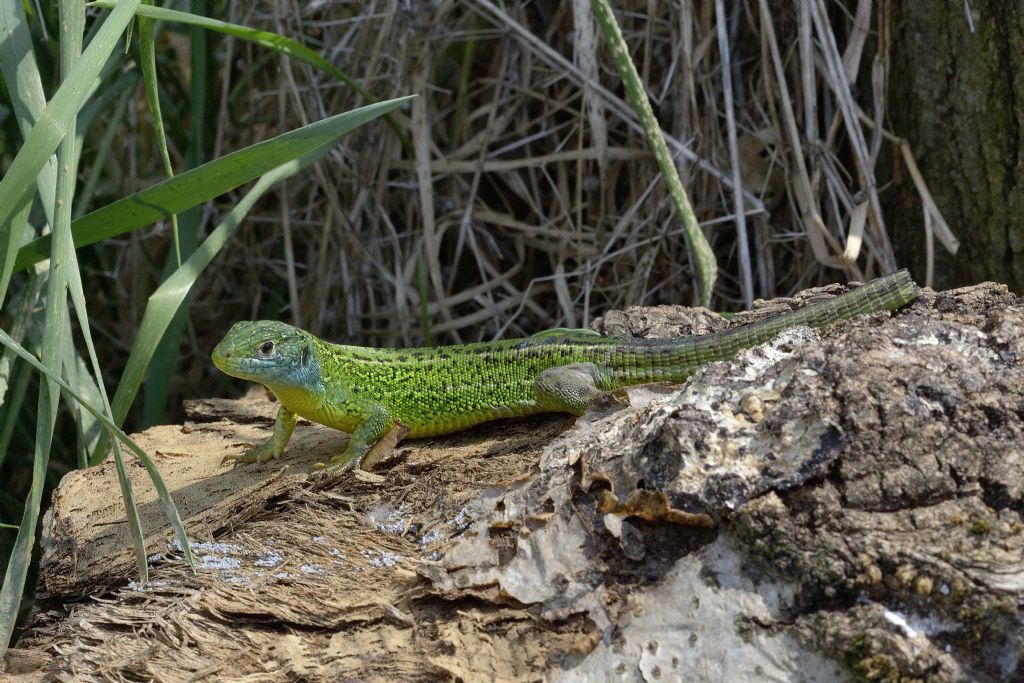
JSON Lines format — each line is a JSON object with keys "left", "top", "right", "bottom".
{"left": 533, "top": 363, "right": 606, "bottom": 416}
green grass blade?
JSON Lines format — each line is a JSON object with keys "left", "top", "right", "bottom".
{"left": 56, "top": 0, "right": 86, "bottom": 470}
{"left": 1, "top": 0, "right": 81, "bottom": 652}
{"left": 14, "top": 96, "right": 414, "bottom": 272}
{"left": 63, "top": 217, "right": 151, "bottom": 589}
{"left": 89, "top": 0, "right": 413, "bottom": 153}
{"left": 61, "top": 325, "right": 103, "bottom": 467}
{"left": 66, "top": 250, "right": 150, "bottom": 581}
{"left": 140, "top": 0, "right": 207, "bottom": 428}
{"left": 0, "top": 327, "right": 196, "bottom": 573}
{"left": 108, "top": 443, "right": 149, "bottom": 581}
{"left": 0, "top": 333, "right": 50, "bottom": 655}
{"left": 0, "top": 373, "right": 54, "bottom": 658}
{"left": 0, "top": 0, "right": 54, "bottom": 378}
{"left": 0, "top": 0, "right": 86, "bottom": 653}
{"left": 589, "top": 0, "right": 716, "bottom": 306}
{"left": 0, "top": 0, "right": 142, "bottom": 305}
{"left": 139, "top": 5, "right": 181, "bottom": 266}
{"left": 91, "top": 1, "right": 363, "bottom": 90}
{"left": 0, "top": 0, "right": 57, "bottom": 226}
{"left": 66, "top": 2, "right": 149, "bottom": 588}
{"left": 65, "top": 258, "right": 150, "bottom": 580}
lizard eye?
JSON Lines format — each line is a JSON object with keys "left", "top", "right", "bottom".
{"left": 259, "top": 341, "right": 274, "bottom": 355}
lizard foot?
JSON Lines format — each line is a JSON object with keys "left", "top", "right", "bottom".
{"left": 312, "top": 421, "right": 409, "bottom": 475}
{"left": 311, "top": 454, "right": 358, "bottom": 477}
{"left": 221, "top": 441, "right": 282, "bottom": 467}
{"left": 221, "top": 406, "right": 296, "bottom": 468}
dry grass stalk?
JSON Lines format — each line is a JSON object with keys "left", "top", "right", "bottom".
{"left": 715, "top": 0, "right": 753, "bottom": 307}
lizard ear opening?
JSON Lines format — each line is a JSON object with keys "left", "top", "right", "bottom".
{"left": 301, "top": 343, "right": 311, "bottom": 368}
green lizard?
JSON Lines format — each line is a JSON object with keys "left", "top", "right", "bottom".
{"left": 212, "top": 269, "right": 919, "bottom": 473}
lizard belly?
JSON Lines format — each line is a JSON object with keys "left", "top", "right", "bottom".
{"left": 400, "top": 401, "right": 546, "bottom": 438}
{"left": 301, "top": 401, "right": 545, "bottom": 439}
{"left": 306, "top": 403, "right": 365, "bottom": 434}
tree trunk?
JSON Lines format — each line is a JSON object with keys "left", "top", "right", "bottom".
{"left": 886, "top": 0, "right": 1024, "bottom": 292}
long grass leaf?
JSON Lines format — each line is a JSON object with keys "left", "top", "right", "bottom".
{"left": 14, "top": 96, "right": 414, "bottom": 272}
{"left": 0, "top": 0, "right": 81, "bottom": 653}
{"left": 69, "top": 2, "right": 150, "bottom": 587}
{"left": 0, "top": 0, "right": 142, "bottom": 305}
{"left": 138, "top": 10, "right": 179, "bottom": 259}
{"left": 63, "top": 261, "right": 150, "bottom": 580}
{"left": 140, "top": 0, "right": 207, "bottom": 428}
{"left": 1, "top": 0, "right": 76, "bottom": 652}
{"left": 0, "top": 0, "right": 51, "bottom": 421}
{"left": 65, "top": 220, "right": 154, "bottom": 586}
{"left": 0, "top": 368, "right": 53, "bottom": 656}
{"left": 0, "top": 0, "right": 57, "bottom": 226}
{"left": 589, "top": 0, "right": 716, "bottom": 306}
{"left": 64, "top": 203, "right": 152, "bottom": 588}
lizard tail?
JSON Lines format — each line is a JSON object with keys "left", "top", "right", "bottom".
{"left": 705, "top": 267, "right": 920, "bottom": 354}
{"left": 610, "top": 269, "right": 920, "bottom": 385}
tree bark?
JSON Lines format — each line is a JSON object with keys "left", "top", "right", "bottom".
{"left": 886, "top": 0, "right": 1024, "bottom": 292}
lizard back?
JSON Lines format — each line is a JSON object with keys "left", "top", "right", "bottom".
{"left": 311, "top": 270, "right": 919, "bottom": 437}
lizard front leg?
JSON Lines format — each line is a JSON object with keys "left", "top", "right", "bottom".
{"left": 320, "top": 404, "right": 396, "bottom": 473}
{"left": 225, "top": 405, "right": 298, "bottom": 465}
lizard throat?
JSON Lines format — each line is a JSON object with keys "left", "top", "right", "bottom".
{"left": 269, "top": 383, "right": 325, "bottom": 417}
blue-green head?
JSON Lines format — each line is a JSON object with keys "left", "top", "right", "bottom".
{"left": 212, "top": 321, "right": 325, "bottom": 402}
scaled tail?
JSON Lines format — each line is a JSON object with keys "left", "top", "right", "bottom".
{"left": 706, "top": 268, "right": 920, "bottom": 355}
{"left": 610, "top": 269, "right": 920, "bottom": 385}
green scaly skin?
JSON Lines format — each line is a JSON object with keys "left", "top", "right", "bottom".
{"left": 212, "top": 270, "right": 919, "bottom": 473}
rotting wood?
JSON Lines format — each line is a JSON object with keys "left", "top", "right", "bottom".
{"left": 8, "top": 282, "right": 1024, "bottom": 682}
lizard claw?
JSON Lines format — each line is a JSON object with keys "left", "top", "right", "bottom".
{"left": 312, "top": 453, "right": 359, "bottom": 475}
{"left": 221, "top": 450, "right": 260, "bottom": 467}
{"left": 220, "top": 453, "right": 244, "bottom": 467}
{"left": 221, "top": 441, "right": 282, "bottom": 467}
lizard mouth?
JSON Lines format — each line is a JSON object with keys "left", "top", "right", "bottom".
{"left": 211, "top": 345, "right": 252, "bottom": 378}
{"left": 211, "top": 346, "right": 230, "bottom": 372}
{"left": 211, "top": 347, "right": 281, "bottom": 383}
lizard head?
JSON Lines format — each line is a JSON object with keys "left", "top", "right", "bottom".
{"left": 212, "top": 320, "right": 324, "bottom": 398}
